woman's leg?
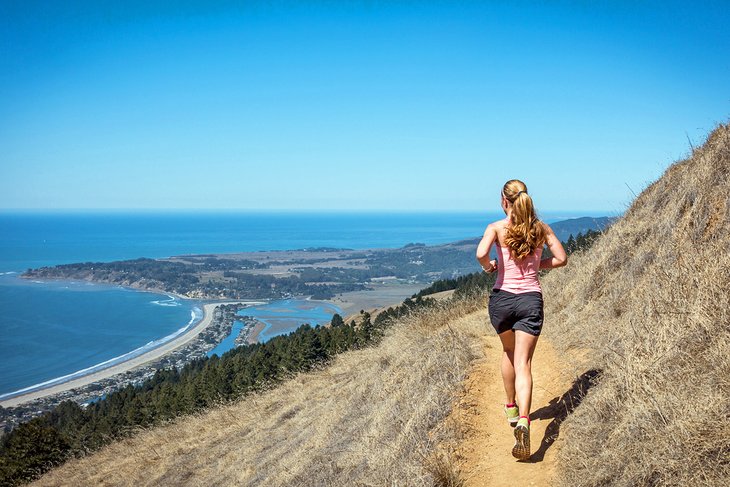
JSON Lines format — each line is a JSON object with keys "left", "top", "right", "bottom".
{"left": 497, "top": 330, "right": 516, "bottom": 404}
{"left": 513, "top": 330, "right": 539, "bottom": 417}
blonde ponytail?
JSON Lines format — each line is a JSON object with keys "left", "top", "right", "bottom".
{"left": 502, "top": 179, "right": 547, "bottom": 260}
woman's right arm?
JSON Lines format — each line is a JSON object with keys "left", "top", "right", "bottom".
{"left": 476, "top": 223, "right": 498, "bottom": 272}
{"left": 539, "top": 223, "right": 568, "bottom": 269}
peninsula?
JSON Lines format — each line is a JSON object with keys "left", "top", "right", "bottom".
{"left": 20, "top": 216, "right": 612, "bottom": 304}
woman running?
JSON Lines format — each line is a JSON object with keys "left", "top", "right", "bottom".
{"left": 475, "top": 179, "right": 567, "bottom": 460}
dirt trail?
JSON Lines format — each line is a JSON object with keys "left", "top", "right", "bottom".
{"left": 450, "top": 318, "right": 578, "bottom": 487}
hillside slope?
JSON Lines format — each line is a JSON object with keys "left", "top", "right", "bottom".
{"left": 541, "top": 123, "right": 730, "bottom": 486}
{"left": 32, "top": 297, "right": 486, "bottom": 486}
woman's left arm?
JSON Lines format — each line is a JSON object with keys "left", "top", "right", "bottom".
{"left": 539, "top": 223, "right": 568, "bottom": 269}
{"left": 476, "top": 224, "right": 498, "bottom": 272}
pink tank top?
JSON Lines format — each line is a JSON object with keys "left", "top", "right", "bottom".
{"left": 493, "top": 240, "right": 543, "bottom": 294}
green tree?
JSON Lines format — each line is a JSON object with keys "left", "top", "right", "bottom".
{"left": 330, "top": 313, "right": 345, "bottom": 327}
{"left": 0, "top": 418, "right": 70, "bottom": 485}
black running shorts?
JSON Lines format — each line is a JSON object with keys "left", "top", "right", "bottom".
{"left": 488, "top": 288, "right": 544, "bottom": 336}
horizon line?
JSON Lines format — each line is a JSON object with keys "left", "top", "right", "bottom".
{"left": 0, "top": 207, "right": 619, "bottom": 215}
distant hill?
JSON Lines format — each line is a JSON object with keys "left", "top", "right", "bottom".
{"left": 548, "top": 216, "right": 617, "bottom": 242}
{"left": 453, "top": 215, "right": 616, "bottom": 247}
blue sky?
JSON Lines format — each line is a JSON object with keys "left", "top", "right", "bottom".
{"left": 1, "top": 1, "right": 728, "bottom": 213}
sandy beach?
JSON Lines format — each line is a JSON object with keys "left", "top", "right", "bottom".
{"left": 0, "top": 300, "right": 264, "bottom": 408}
{"left": 245, "top": 321, "right": 267, "bottom": 344}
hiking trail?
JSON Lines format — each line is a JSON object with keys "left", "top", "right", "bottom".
{"left": 449, "top": 310, "right": 578, "bottom": 486}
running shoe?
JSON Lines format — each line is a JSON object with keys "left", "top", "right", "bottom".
{"left": 512, "top": 417, "right": 531, "bottom": 460}
{"left": 504, "top": 404, "right": 519, "bottom": 426}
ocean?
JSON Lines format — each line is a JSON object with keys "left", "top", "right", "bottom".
{"left": 0, "top": 210, "right": 593, "bottom": 398}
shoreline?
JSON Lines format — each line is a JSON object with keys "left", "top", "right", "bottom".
{"left": 0, "top": 300, "right": 264, "bottom": 408}
{"left": 15, "top": 274, "right": 202, "bottom": 302}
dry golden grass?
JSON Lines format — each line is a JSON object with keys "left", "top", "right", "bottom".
{"left": 542, "top": 123, "right": 730, "bottom": 486}
{"left": 33, "top": 296, "right": 489, "bottom": 487}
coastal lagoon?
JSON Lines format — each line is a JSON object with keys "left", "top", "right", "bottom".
{"left": 241, "top": 299, "right": 343, "bottom": 343}
{"left": 206, "top": 299, "right": 342, "bottom": 358}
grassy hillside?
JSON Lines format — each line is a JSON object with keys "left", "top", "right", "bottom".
{"left": 542, "top": 123, "right": 729, "bottom": 486}
{"left": 31, "top": 295, "right": 487, "bottom": 486}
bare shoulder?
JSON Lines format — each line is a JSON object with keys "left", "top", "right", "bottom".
{"left": 491, "top": 218, "right": 508, "bottom": 230}
{"left": 483, "top": 219, "right": 505, "bottom": 234}
{"left": 540, "top": 221, "right": 558, "bottom": 243}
